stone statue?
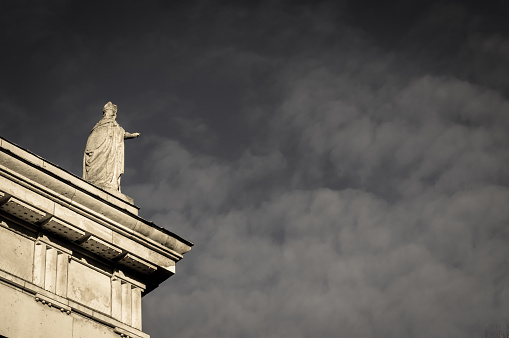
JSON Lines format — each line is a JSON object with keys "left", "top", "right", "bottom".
{"left": 83, "top": 102, "right": 140, "bottom": 193}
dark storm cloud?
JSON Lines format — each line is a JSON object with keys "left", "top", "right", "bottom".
{"left": 1, "top": 1, "right": 509, "bottom": 337}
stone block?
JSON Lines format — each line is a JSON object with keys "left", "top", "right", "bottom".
{"left": 53, "top": 202, "right": 113, "bottom": 242}
{"left": 68, "top": 259, "right": 111, "bottom": 315}
{"left": 44, "top": 247, "right": 58, "bottom": 293}
{"left": 0, "top": 225, "right": 34, "bottom": 281}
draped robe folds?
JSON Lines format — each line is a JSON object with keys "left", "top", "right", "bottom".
{"left": 83, "top": 117, "right": 125, "bottom": 192}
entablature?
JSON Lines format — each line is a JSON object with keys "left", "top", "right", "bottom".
{"left": 0, "top": 137, "right": 192, "bottom": 293}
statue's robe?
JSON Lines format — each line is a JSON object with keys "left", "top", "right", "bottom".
{"left": 83, "top": 117, "right": 125, "bottom": 192}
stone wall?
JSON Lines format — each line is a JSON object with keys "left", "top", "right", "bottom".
{"left": 0, "top": 137, "right": 192, "bottom": 338}
{"left": 0, "top": 213, "right": 148, "bottom": 338}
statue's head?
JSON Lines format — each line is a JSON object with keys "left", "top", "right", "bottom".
{"left": 103, "top": 101, "right": 118, "bottom": 118}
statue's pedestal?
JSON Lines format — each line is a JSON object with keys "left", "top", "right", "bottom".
{"left": 104, "top": 187, "right": 135, "bottom": 205}
{"left": 0, "top": 137, "right": 192, "bottom": 338}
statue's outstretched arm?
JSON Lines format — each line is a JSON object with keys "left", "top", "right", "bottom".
{"left": 124, "top": 132, "right": 140, "bottom": 139}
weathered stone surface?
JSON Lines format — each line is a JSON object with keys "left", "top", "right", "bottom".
{"left": 0, "top": 135, "right": 192, "bottom": 337}
{"left": 68, "top": 259, "right": 111, "bottom": 314}
{"left": 0, "top": 224, "right": 34, "bottom": 281}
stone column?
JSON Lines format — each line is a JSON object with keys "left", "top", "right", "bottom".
{"left": 44, "top": 247, "right": 58, "bottom": 293}
{"left": 131, "top": 286, "right": 142, "bottom": 330}
{"left": 111, "top": 277, "right": 122, "bottom": 321}
{"left": 56, "top": 251, "right": 68, "bottom": 297}
{"left": 121, "top": 281, "right": 132, "bottom": 325}
{"left": 33, "top": 241, "right": 46, "bottom": 287}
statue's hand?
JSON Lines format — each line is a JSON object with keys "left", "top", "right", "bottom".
{"left": 124, "top": 132, "right": 141, "bottom": 139}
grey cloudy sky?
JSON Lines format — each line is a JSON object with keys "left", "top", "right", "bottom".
{"left": 1, "top": 1, "right": 509, "bottom": 337}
